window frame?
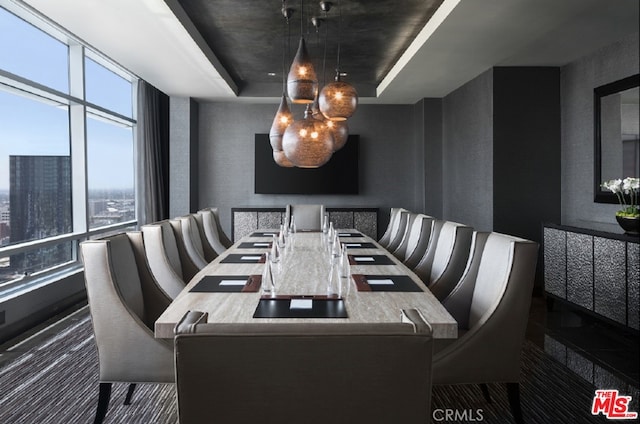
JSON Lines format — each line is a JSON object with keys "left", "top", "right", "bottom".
{"left": 0, "top": 0, "right": 138, "bottom": 294}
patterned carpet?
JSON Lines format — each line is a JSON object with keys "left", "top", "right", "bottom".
{"left": 0, "top": 307, "right": 633, "bottom": 423}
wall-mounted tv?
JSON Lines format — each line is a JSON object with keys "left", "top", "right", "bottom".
{"left": 254, "top": 133, "right": 359, "bottom": 194}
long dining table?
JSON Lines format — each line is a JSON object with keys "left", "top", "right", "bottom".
{"left": 154, "top": 229, "right": 458, "bottom": 339}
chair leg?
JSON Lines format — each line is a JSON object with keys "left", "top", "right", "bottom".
{"left": 94, "top": 382, "right": 112, "bottom": 424}
{"left": 479, "top": 383, "right": 492, "bottom": 403}
{"left": 507, "top": 383, "right": 523, "bottom": 424}
{"left": 124, "top": 383, "right": 137, "bottom": 405}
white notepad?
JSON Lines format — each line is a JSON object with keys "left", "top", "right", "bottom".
{"left": 290, "top": 299, "right": 313, "bottom": 309}
{"left": 354, "top": 257, "right": 375, "bottom": 262}
{"left": 240, "top": 256, "right": 261, "bottom": 260}
{"left": 367, "top": 279, "right": 395, "bottom": 285}
{"left": 218, "top": 280, "right": 247, "bottom": 286}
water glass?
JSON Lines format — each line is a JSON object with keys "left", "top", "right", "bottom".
{"left": 262, "top": 252, "right": 275, "bottom": 296}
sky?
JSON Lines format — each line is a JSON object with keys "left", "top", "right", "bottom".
{"left": 0, "top": 6, "right": 134, "bottom": 191}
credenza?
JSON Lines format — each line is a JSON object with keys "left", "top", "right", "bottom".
{"left": 543, "top": 223, "right": 639, "bottom": 330}
{"left": 231, "top": 207, "right": 379, "bottom": 242}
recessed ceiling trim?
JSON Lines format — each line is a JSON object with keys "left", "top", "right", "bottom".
{"left": 376, "top": 0, "right": 461, "bottom": 98}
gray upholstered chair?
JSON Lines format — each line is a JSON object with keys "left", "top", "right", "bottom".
{"left": 391, "top": 212, "right": 419, "bottom": 259}
{"left": 284, "top": 204, "right": 325, "bottom": 231}
{"left": 174, "top": 309, "right": 433, "bottom": 424}
{"left": 385, "top": 209, "right": 410, "bottom": 252}
{"left": 171, "top": 215, "right": 209, "bottom": 272}
{"left": 441, "top": 231, "right": 491, "bottom": 326}
{"left": 80, "top": 233, "right": 174, "bottom": 424}
{"left": 432, "top": 232, "right": 539, "bottom": 424}
{"left": 378, "top": 207, "right": 403, "bottom": 247}
{"left": 402, "top": 214, "right": 436, "bottom": 269}
{"left": 412, "top": 220, "right": 473, "bottom": 300}
{"left": 194, "top": 209, "right": 228, "bottom": 257}
{"left": 141, "top": 221, "right": 187, "bottom": 299}
{"left": 199, "top": 207, "right": 233, "bottom": 248}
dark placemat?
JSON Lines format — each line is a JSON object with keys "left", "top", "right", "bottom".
{"left": 250, "top": 231, "right": 280, "bottom": 237}
{"left": 253, "top": 296, "right": 348, "bottom": 318}
{"left": 338, "top": 232, "right": 363, "bottom": 237}
{"left": 348, "top": 254, "right": 396, "bottom": 265}
{"left": 237, "top": 241, "right": 272, "bottom": 249}
{"left": 220, "top": 253, "right": 266, "bottom": 264}
{"left": 190, "top": 275, "right": 262, "bottom": 293}
{"left": 351, "top": 274, "right": 423, "bottom": 292}
{"left": 341, "top": 242, "right": 376, "bottom": 249}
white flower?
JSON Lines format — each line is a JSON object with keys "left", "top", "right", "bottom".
{"left": 623, "top": 177, "right": 639, "bottom": 192}
{"left": 601, "top": 179, "right": 622, "bottom": 193}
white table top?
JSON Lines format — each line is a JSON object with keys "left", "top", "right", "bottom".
{"left": 155, "top": 230, "right": 458, "bottom": 339}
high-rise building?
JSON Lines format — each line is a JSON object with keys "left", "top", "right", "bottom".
{"left": 9, "top": 156, "right": 73, "bottom": 274}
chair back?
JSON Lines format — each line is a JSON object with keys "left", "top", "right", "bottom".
{"left": 171, "top": 215, "right": 208, "bottom": 275}
{"left": 81, "top": 234, "right": 174, "bottom": 383}
{"left": 195, "top": 209, "right": 228, "bottom": 256}
{"left": 141, "top": 221, "right": 186, "bottom": 299}
{"left": 424, "top": 221, "right": 473, "bottom": 300}
{"left": 441, "top": 231, "right": 490, "bottom": 327}
{"left": 378, "top": 207, "right": 403, "bottom": 247}
{"left": 174, "top": 310, "right": 433, "bottom": 424}
{"left": 403, "top": 215, "right": 435, "bottom": 269}
{"left": 391, "top": 212, "right": 418, "bottom": 259}
{"left": 127, "top": 231, "right": 172, "bottom": 327}
{"left": 285, "top": 204, "right": 325, "bottom": 231}
{"left": 386, "top": 210, "right": 409, "bottom": 252}
{"left": 432, "top": 232, "right": 538, "bottom": 384}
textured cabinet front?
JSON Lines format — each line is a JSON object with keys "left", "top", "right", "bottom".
{"left": 543, "top": 224, "right": 639, "bottom": 331}
{"left": 258, "top": 212, "right": 283, "bottom": 230}
{"left": 544, "top": 227, "right": 566, "bottom": 299}
{"left": 233, "top": 208, "right": 378, "bottom": 241}
{"left": 628, "top": 242, "right": 640, "bottom": 330}
{"left": 328, "top": 211, "right": 353, "bottom": 229}
{"left": 234, "top": 212, "right": 257, "bottom": 241}
{"left": 594, "top": 237, "right": 626, "bottom": 325}
{"left": 566, "top": 233, "right": 593, "bottom": 310}
{"left": 354, "top": 211, "right": 378, "bottom": 239}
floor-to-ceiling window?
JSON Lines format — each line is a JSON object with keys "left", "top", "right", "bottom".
{"left": 0, "top": 1, "right": 137, "bottom": 291}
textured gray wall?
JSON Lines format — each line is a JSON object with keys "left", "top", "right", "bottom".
{"left": 561, "top": 32, "right": 639, "bottom": 230}
{"left": 442, "top": 69, "right": 494, "bottom": 231}
{"left": 169, "top": 97, "right": 199, "bottom": 217}
{"left": 197, "top": 102, "right": 417, "bottom": 236}
{"left": 421, "top": 98, "right": 444, "bottom": 219}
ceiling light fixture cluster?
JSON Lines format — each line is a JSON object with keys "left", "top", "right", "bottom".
{"left": 269, "top": 0, "right": 358, "bottom": 168}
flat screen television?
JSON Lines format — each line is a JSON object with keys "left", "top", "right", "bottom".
{"left": 254, "top": 133, "right": 359, "bottom": 194}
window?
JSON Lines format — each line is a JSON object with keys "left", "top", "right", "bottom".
{"left": 0, "top": 2, "right": 137, "bottom": 288}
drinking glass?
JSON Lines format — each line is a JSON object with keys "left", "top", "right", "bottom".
{"left": 262, "top": 252, "right": 275, "bottom": 296}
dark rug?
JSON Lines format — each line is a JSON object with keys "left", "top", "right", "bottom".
{"left": 0, "top": 308, "right": 634, "bottom": 423}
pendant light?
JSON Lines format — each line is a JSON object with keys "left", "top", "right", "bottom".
{"left": 282, "top": 105, "right": 334, "bottom": 168}
{"left": 313, "top": 2, "right": 348, "bottom": 152}
{"left": 326, "top": 119, "right": 348, "bottom": 151}
{"left": 287, "top": 0, "right": 318, "bottom": 103}
{"left": 270, "top": 4, "right": 295, "bottom": 167}
{"left": 273, "top": 149, "right": 294, "bottom": 167}
{"left": 319, "top": 0, "right": 357, "bottom": 120}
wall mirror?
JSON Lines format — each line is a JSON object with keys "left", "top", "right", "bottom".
{"left": 594, "top": 73, "right": 639, "bottom": 203}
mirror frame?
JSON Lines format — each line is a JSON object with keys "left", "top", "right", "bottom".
{"left": 593, "top": 73, "right": 640, "bottom": 203}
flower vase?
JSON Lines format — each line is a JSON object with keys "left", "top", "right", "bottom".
{"left": 615, "top": 215, "right": 640, "bottom": 235}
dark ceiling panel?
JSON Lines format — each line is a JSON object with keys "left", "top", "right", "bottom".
{"left": 176, "top": 0, "right": 443, "bottom": 97}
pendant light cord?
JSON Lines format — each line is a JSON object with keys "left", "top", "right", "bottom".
{"left": 336, "top": 0, "right": 341, "bottom": 74}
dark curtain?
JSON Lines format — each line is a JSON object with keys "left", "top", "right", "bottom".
{"left": 136, "top": 80, "right": 169, "bottom": 224}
